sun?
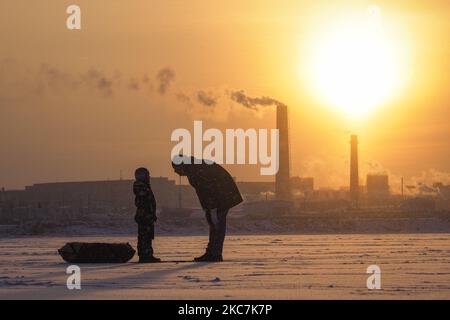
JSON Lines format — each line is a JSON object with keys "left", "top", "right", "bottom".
{"left": 309, "top": 8, "right": 404, "bottom": 117}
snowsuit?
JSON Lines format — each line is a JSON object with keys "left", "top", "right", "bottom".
{"left": 133, "top": 180, "right": 157, "bottom": 259}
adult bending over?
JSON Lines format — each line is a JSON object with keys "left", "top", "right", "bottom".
{"left": 172, "top": 155, "right": 243, "bottom": 262}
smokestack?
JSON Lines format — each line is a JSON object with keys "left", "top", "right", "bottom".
{"left": 178, "top": 176, "right": 182, "bottom": 209}
{"left": 0, "top": 187, "right": 4, "bottom": 203}
{"left": 275, "top": 104, "right": 291, "bottom": 201}
{"left": 401, "top": 177, "right": 404, "bottom": 199}
{"left": 350, "top": 135, "right": 359, "bottom": 207}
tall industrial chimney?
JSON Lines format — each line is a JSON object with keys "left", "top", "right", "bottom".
{"left": 275, "top": 104, "right": 291, "bottom": 201}
{"left": 350, "top": 134, "right": 359, "bottom": 207}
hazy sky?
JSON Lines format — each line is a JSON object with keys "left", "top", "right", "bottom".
{"left": 0, "top": 0, "right": 449, "bottom": 190}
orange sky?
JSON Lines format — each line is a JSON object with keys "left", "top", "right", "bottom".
{"left": 0, "top": 0, "right": 449, "bottom": 190}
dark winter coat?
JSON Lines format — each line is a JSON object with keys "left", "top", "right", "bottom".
{"left": 182, "top": 161, "right": 243, "bottom": 211}
{"left": 133, "top": 180, "right": 157, "bottom": 225}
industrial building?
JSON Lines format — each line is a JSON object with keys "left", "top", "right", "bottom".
{"left": 366, "top": 174, "right": 390, "bottom": 199}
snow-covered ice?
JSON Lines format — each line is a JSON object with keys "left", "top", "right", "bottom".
{"left": 0, "top": 234, "right": 449, "bottom": 299}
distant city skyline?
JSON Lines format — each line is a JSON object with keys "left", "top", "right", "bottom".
{"left": 1, "top": 1, "right": 449, "bottom": 190}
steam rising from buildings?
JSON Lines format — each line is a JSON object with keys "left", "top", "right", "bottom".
{"left": 0, "top": 60, "right": 181, "bottom": 99}
{"left": 2, "top": 60, "right": 288, "bottom": 116}
{"left": 38, "top": 64, "right": 76, "bottom": 91}
{"left": 365, "top": 160, "right": 388, "bottom": 175}
{"left": 176, "top": 92, "right": 193, "bottom": 106}
{"left": 230, "top": 90, "right": 286, "bottom": 110}
{"left": 197, "top": 90, "right": 218, "bottom": 107}
{"left": 81, "top": 69, "right": 114, "bottom": 97}
{"left": 37, "top": 66, "right": 116, "bottom": 97}
{"left": 156, "top": 68, "right": 175, "bottom": 95}
{"left": 128, "top": 77, "right": 140, "bottom": 91}
{"left": 406, "top": 169, "right": 450, "bottom": 196}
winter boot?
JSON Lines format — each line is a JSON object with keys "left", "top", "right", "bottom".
{"left": 194, "top": 251, "right": 212, "bottom": 262}
{"left": 139, "top": 255, "right": 161, "bottom": 263}
{"left": 207, "top": 254, "right": 223, "bottom": 262}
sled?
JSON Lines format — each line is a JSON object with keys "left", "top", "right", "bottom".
{"left": 58, "top": 242, "right": 136, "bottom": 263}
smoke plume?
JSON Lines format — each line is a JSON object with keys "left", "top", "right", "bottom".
{"left": 156, "top": 68, "right": 175, "bottom": 95}
{"left": 176, "top": 92, "right": 192, "bottom": 106}
{"left": 230, "top": 90, "right": 286, "bottom": 110}
{"left": 197, "top": 90, "right": 218, "bottom": 107}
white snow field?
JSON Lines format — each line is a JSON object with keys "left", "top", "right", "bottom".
{"left": 0, "top": 234, "right": 449, "bottom": 299}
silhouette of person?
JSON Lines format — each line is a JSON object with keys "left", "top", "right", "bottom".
{"left": 172, "top": 155, "right": 243, "bottom": 262}
{"left": 133, "top": 167, "right": 161, "bottom": 263}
